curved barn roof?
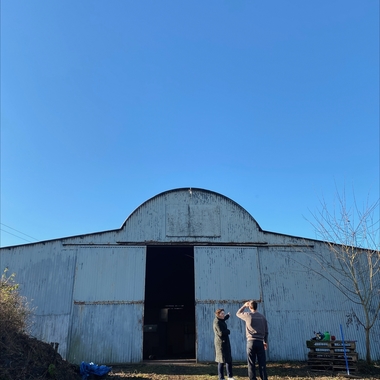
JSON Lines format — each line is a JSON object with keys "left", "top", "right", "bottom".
{"left": 118, "top": 187, "right": 264, "bottom": 243}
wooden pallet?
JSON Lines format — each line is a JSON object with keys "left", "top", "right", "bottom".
{"left": 306, "top": 340, "right": 358, "bottom": 372}
{"left": 307, "top": 340, "right": 356, "bottom": 350}
{"left": 308, "top": 352, "right": 358, "bottom": 361}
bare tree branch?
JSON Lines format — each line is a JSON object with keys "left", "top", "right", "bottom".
{"left": 304, "top": 187, "right": 379, "bottom": 364}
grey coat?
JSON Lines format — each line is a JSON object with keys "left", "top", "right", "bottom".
{"left": 213, "top": 314, "right": 232, "bottom": 363}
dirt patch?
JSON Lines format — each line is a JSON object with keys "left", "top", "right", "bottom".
{"left": 1, "top": 331, "right": 379, "bottom": 380}
{"left": 0, "top": 329, "right": 81, "bottom": 380}
{"left": 107, "top": 360, "right": 380, "bottom": 380}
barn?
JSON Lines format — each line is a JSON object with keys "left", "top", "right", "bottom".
{"left": 1, "top": 188, "right": 379, "bottom": 364}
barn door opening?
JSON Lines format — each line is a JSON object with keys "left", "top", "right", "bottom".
{"left": 144, "top": 246, "right": 195, "bottom": 360}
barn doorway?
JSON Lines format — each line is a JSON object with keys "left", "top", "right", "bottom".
{"left": 143, "top": 246, "right": 195, "bottom": 360}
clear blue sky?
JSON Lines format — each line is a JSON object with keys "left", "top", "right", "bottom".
{"left": 1, "top": 0, "right": 379, "bottom": 247}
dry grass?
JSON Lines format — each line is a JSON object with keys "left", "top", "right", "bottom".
{"left": 106, "top": 360, "right": 380, "bottom": 380}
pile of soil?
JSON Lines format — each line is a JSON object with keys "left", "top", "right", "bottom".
{"left": 0, "top": 329, "right": 82, "bottom": 380}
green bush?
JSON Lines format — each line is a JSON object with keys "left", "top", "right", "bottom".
{"left": 0, "top": 269, "right": 32, "bottom": 335}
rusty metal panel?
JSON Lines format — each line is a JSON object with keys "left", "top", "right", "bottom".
{"left": 73, "top": 246, "right": 146, "bottom": 302}
{"left": 68, "top": 303, "right": 143, "bottom": 364}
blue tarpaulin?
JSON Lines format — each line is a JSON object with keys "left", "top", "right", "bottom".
{"left": 80, "top": 361, "right": 112, "bottom": 379}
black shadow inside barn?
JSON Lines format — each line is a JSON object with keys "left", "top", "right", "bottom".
{"left": 143, "top": 246, "right": 195, "bottom": 360}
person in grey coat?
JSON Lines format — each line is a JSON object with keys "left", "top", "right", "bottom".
{"left": 213, "top": 308, "right": 235, "bottom": 380}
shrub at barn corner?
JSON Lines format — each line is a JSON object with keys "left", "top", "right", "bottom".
{"left": 0, "top": 268, "right": 32, "bottom": 335}
{"left": 0, "top": 269, "right": 82, "bottom": 380}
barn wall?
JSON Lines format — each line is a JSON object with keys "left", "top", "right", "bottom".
{"left": 0, "top": 244, "right": 77, "bottom": 359}
{"left": 68, "top": 246, "right": 146, "bottom": 364}
{"left": 258, "top": 245, "right": 380, "bottom": 362}
{"left": 194, "top": 246, "right": 261, "bottom": 362}
{"left": 1, "top": 188, "right": 379, "bottom": 364}
{"left": 31, "top": 315, "right": 72, "bottom": 357}
{"left": 47, "top": 189, "right": 263, "bottom": 246}
{"left": 195, "top": 242, "right": 379, "bottom": 363}
{"left": 0, "top": 244, "right": 147, "bottom": 364}
{"left": 196, "top": 302, "right": 246, "bottom": 362}
{"left": 118, "top": 189, "right": 263, "bottom": 243}
{"left": 69, "top": 303, "right": 143, "bottom": 364}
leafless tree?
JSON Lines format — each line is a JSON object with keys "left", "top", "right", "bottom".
{"left": 307, "top": 189, "right": 379, "bottom": 364}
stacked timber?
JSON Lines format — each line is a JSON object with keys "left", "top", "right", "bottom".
{"left": 306, "top": 340, "right": 358, "bottom": 372}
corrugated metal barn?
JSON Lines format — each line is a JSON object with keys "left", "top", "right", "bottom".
{"left": 1, "top": 188, "right": 379, "bottom": 364}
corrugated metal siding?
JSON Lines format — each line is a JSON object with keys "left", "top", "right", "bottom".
{"left": 0, "top": 246, "right": 77, "bottom": 359}
{"left": 260, "top": 249, "right": 343, "bottom": 311}
{"left": 1, "top": 188, "right": 378, "bottom": 363}
{"left": 194, "top": 247, "right": 260, "bottom": 301}
{"left": 196, "top": 302, "right": 247, "bottom": 362}
{"left": 1, "top": 246, "right": 77, "bottom": 315}
{"left": 194, "top": 247, "right": 261, "bottom": 361}
{"left": 68, "top": 246, "right": 146, "bottom": 364}
{"left": 73, "top": 247, "right": 145, "bottom": 302}
{"left": 119, "top": 189, "right": 261, "bottom": 243}
{"left": 68, "top": 303, "right": 143, "bottom": 364}
{"left": 31, "top": 315, "right": 71, "bottom": 359}
{"left": 264, "top": 309, "right": 380, "bottom": 361}
{"left": 259, "top": 247, "right": 380, "bottom": 361}
{"left": 345, "top": 307, "right": 380, "bottom": 360}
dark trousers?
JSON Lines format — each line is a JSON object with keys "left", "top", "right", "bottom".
{"left": 247, "top": 340, "right": 267, "bottom": 380}
{"left": 217, "top": 362, "right": 233, "bottom": 379}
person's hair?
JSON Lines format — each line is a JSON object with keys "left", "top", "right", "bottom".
{"left": 249, "top": 301, "right": 258, "bottom": 310}
{"left": 215, "top": 308, "right": 225, "bottom": 317}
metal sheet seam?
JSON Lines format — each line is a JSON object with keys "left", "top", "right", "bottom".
{"left": 66, "top": 250, "right": 78, "bottom": 361}
{"left": 256, "top": 248, "right": 268, "bottom": 360}
{"left": 62, "top": 243, "right": 315, "bottom": 248}
{"left": 74, "top": 301, "right": 144, "bottom": 305}
{"left": 256, "top": 248, "right": 264, "bottom": 306}
{"left": 195, "top": 299, "right": 255, "bottom": 304}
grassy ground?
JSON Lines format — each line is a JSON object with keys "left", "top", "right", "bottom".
{"left": 106, "top": 360, "right": 380, "bottom": 380}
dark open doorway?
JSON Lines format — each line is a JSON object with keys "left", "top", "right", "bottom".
{"left": 143, "top": 246, "right": 195, "bottom": 360}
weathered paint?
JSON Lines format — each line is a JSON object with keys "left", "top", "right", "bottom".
{"left": 259, "top": 247, "right": 380, "bottom": 361}
{"left": 31, "top": 314, "right": 71, "bottom": 358}
{"left": 1, "top": 246, "right": 77, "bottom": 359}
{"left": 68, "top": 246, "right": 146, "bottom": 364}
{"left": 194, "top": 247, "right": 261, "bottom": 361}
{"left": 73, "top": 247, "right": 145, "bottom": 303}
{"left": 194, "top": 247, "right": 260, "bottom": 302}
{"left": 68, "top": 303, "right": 143, "bottom": 364}
{"left": 195, "top": 302, "right": 247, "bottom": 362}
{"left": 117, "top": 189, "right": 263, "bottom": 243}
{"left": 0, "top": 188, "right": 379, "bottom": 363}
{"left": 0, "top": 247, "right": 77, "bottom": 315}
